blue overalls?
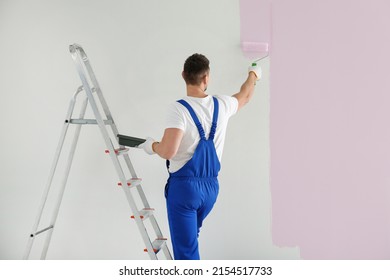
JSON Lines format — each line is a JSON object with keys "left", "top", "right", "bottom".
{"left": 165, "top": 96, "right": 220, "bottom": 260}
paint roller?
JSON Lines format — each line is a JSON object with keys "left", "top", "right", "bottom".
{"left": 241, "top": 42, "right": 269, "bottom": 60}
{"left": 240, "top": 0, "right": 271, "bottom": 60}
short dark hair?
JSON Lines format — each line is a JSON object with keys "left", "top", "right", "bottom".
{"left": 182, "top": 53, "right": 210, "bottom": 85}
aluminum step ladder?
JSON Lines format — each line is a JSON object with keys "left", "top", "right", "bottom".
{"left": 23, "top": 44, "right": 172, "bottom": 260}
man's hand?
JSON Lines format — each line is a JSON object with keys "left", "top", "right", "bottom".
{"left": 138, "top": 137, "right": 156, "bottom": 155}
{"left": 248, "top": 59, "right": 262, "bottom": 80}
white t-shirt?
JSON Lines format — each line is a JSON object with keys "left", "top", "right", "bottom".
{"left": 165, "top": 95, "right": 238, "bottom": 173}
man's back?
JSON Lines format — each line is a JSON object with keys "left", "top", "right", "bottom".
{"left": 165, "top": 95, "right": 238, "bottom": 173}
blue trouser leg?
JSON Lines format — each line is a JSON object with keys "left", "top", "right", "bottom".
{"left": 196, "top": 180, "right": 219, "bottom": 236}
{"left": 166, "top": 178, "right": 219, "bottom": 260}
{"left": 167, "top": 202, "right": 200, "bottom": 260}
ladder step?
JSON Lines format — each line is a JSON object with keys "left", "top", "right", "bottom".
{"left": 144, "top": 238, "right": 168, "bottom": 253}
{"left": 105, "top": 147, "right": 129, "bottom": 155}
{"left": 131, "top": 208, "right": 155, "bottom": 220}
{"left": 117, "top": 178, "right": 142, "bottom": 187}
{"left": 68, "top": 119, "right": 113, "bottom": 125}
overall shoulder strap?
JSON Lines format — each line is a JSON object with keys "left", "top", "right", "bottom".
{"left": 209, "top": 96, "right": 219, "bottom": 140}
{"left": 177, "top": 99, "right": 206, "bottom": 140}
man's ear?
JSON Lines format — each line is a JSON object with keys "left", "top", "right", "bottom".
{"left": 204, "top": 73, "right": 209, "bottom": 84}
{"left": 203, "top": 72, "right": 210, "bottom": 86}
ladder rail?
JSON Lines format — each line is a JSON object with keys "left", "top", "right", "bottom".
{"left": 122, "top": 154, "right": 149, "bottom": 206}
{"left": 23, "top": 86, "right": 84, "bottom": 259}
{"left": 122, "top": 152, "right": 167, "bottom": 243}
{"left": 70, "top": 44, "right": 120, "bottom": 136}
{"left": 122, "top": 154, "right": 165, "bottom": 239}
{"left": 122, "top": 153, "right": 172, "bottom": 259}
{"left": 40, "top": 95, "right": 89, "bottom": 259}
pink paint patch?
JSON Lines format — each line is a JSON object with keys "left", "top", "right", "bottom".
{"left": 241, "top": 0, "right": 390, "bottom": 259}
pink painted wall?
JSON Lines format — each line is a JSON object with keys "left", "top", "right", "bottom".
{"left": 241, "top": 0, "right": 390, "bottom": 259}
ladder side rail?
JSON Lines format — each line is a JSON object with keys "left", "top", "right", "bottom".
{"left": 76, "top": 47, "right": 120, "bottom": 136}
{"left": 72, "top": 48, "right": 123, "bottom": 159}
{"left": 103, "top": 137, "right": 159, "bottom": 258}
{"left": 121, "top": 153, "right": 152, "bottom": 209}
{"left": 123, "top": 152, "right": 171, "bottom": 259}
{"left": 40, "top": 95, "right": 89, "bottom": 259}
{"left": 72, "top": 52, "right": 158, "bottom": 259}
{"left": 147, "top": 214, "right": 166, "bottom": 238}
{"left": 123, "top": 154, "right": 164, "bottom": 235}
{"left": 23, "top": 86, "right": 84, "bottom": 259}
{"left": 135, "top": 219, "right": 158, "bottom": 260}
{"left": 147, "top": 213, "right": 172, "bottom": 259}
{"left": 161, "top": 244, "right": 173, "bottom": 260}
{"left": 72, "top": 53, "right": 132, "bottom": 196}
{"left": 71, "top": 50, "right": 141, "bottom": 210}
{"left": 121, "top": 153, "right": 138, "bottom": 178}
{"left": 117, "top": 168, "right": 159, "bottom": 259}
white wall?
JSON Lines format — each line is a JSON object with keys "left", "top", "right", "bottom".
{"left": 0, "top": 0, "right": 298, "bottom": 259}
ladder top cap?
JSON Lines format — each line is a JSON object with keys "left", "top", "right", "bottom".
{"left": 69, "top": 43, "right": 83, "bottom": 53}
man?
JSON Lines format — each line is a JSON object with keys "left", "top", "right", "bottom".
{"left": 140, "top": 54, "right": 261, "bottom": 259}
